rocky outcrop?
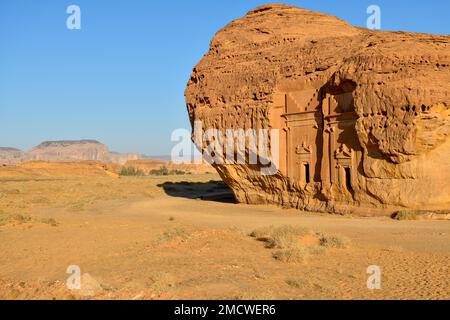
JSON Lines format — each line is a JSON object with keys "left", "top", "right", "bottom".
{"left": 25, "top": 140, "right": 141, "bottom": 165}
{"left": 0, "top": 148, "right": 25, "bottom": 165}
{"left": 185, "top": 4, "right": 450, "bottom": 215}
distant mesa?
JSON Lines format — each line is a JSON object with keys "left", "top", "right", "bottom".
{"left": 34, "top": 139, "right": 102, "bottom": 148}
{"left": 0, "top": 147, "right": 25, "bottom": 165}
{"left": 0, "top": 140, "right": 142, "bottom": 165}
{"left": 0, "top": 140, "right": 213, "bottom": 177}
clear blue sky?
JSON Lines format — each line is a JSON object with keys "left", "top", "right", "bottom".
{"left": 1, "top": 0, "right": 449, "bottom": 155}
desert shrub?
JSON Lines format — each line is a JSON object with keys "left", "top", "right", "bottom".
{"left": 170, "top": 169, "right": 186, "bottom": 175}
{"left": 119, "top": 166, "right": 145, "bottom": 177}
{"left": 149, "top": 166, "right": 169, "bottom": 176}
{"left": 308, "top": 245, "right": 326, "bottom": 255}
{"left": 11, "top": 214, "right": 32, "bottom": 224}
{"left": 250, "top": 225, "right": 310, "bottom": 249}
{"left": 273, "top": 247, "right": 309, "bottom": 263}
{"left": 4, "top": 189, "right": 20, "bottom": 195}
{"left": 318, "top": 234, "right": 351, "bottom": 249}
{"left": 155, "top": 228, "right": 191, "bottom": 244}
{"left": 0, "top": 215, "right": 7, "bottom": 226}
{"left": 251, "top": 225, "right": 315, "bottom": 263}
{"left": 68, "top": 201, "right": 85, "bottom": 212}
{"left": 149, "top": 166, "right": 187, "bottom": 176}
{"left": 286, "top": 279, "right": 309, "bottom": 288}
{"left": 0, "top": 214, "right": 33, "bottom": 226}
{"left": 249, "top": 225, "right": 275, "bottom": 239}
{"left": 392, "top": 210, "right": 419, "bottom": 221}
{"left": 40, "top": 218, "right": 59, "bottom": 227}
{"left": 250, "top": 225, "right": 349, "bottom": 263}
{"left": 31, "top": 196, "right": 51, "bottom": 204}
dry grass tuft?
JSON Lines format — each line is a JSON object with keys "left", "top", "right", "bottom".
{"left": 0, "top": 213, "right": 33, "bottom": 226}
{"left": 273, "top": 247, "right": 309, "bottom": 263}
{"left": 392, "top": 210, "right": 420, "bottom": 221}
{"left": 40, "top": 218, "right": 59, "bottom": 227}
{"left": 30, "top": 196, "right": 51, "bottom": 205}
{"left": 250, "top": 225, "right": 310, "bottom": 249}
{"left": 318, "top": 234, "right": 351, "bottom": 249}
{"left": 286, "top": 278, "right": 309, "bottom": 288}
{"left": 155, "top": 228, "right": 192, "bottom": 244}
{"left": 67, "top": 201, "right": 86, "bottom": 212}
{"left": 250, "top": 225, "right": 350, "bottom": 263}
{"left": 0, "top": 213, "right": 60, "bottom": 227}
{"left": 250, "top": 225, "right": 319, "bottom": 263}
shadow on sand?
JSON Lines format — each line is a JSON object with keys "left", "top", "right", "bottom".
{"left": 158, "top": 180, "right": 236, "bottom": 204}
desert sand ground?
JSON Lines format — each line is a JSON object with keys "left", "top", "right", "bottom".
{"left": 0, "top": 168, "right": 449, "bottom": 300}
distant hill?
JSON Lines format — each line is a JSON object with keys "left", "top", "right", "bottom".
{"left": 143, "top": 155, "right": 172, "bottom": 161}
{"left": 34, "top": 140, "right": 102, "bottom": 148}
{"left": 0, "top": 147, "right": 25, "bottom": 165}
{"left": 0, "top": 140, "right": 142, "bottom": 165}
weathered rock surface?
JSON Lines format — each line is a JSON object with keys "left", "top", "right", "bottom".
{"left": 185, "top": 4, "right": 450, "bottom": 215}
{"left": 25, "top": 140, "right": 141, "bottom": 165}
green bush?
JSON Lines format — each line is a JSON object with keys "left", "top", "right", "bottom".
{"left": 148, "top": 166, "right": 187, "bottom": 176}
{"left": 149, "top": 166, "right": 169, "bottom": 176}
{"left": 119, "top": 166, "right": 145, "bottom": 177}
{"left": 170, "top": 169, "right": 187, "bottom": 175}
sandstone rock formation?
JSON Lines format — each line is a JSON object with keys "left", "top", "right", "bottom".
{"left": 185, "top": 4, "right": 450, "bottom": 215}
{"left": 25, "top": 140, "right": 141, "bottom": 165}
{"left": 0, "top": 148, "right": 24, "bottom": 165}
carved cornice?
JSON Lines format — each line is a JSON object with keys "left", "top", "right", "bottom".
{"left": 296, "top": 142, "right": 312, "bottom": 155}
{"left": 335, "top": 144, "right": 352, "bottom": 159}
